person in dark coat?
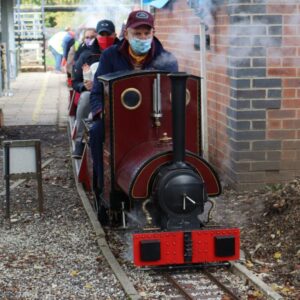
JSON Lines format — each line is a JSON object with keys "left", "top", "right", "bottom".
{"left": 73, "top": 28, "right": 97, "bottom": 64}
{"left": 72, "top": 28, "right": 101, "bottom": 94}
{"left": 89, "top": 10, "right": 178, "bottom": 221}
{"left": 72, "top": 21, "right": 118, "bottom": 159}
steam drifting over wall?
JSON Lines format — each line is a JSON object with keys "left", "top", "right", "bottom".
{"left": 72, "top": 0, "right": 135, "bottom": 37}
{"left": 154, "top": 0, "right": 300, "bottom": 189}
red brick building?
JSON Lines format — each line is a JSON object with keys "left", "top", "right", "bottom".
{"left": 152, "top": 0, "right": 300, "bottom": 190}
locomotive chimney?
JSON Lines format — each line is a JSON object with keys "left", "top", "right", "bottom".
{"left": 168, "top": 73, "right": 189, "bottom": 164}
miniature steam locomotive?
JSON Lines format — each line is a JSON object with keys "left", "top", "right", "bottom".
{"left": 74, "top": 70, "right": 240, "bottom": 267}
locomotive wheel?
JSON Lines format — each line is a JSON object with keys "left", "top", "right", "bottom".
{"left": 92, "top": 173, "right": 109, "bottom": 226}
{"left": 94, "top": 192, "right": 109, "bottom": 226}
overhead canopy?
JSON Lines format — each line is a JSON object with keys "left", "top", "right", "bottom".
{"left": 143, "top": 0, "right": 170, "bottom": 9}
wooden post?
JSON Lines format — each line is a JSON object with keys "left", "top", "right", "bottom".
{"left": 0, "top": 108, "right": 3, "bottom": 127}
{"left": 35, "top": 141, "right": 44, "bottom": 214}
{"left": 4, "top": 143, "right": 10, "bottom": 226}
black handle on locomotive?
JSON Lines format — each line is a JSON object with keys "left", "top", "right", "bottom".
{"left": 168, "top": 72, "right": 189, "bottom": 165}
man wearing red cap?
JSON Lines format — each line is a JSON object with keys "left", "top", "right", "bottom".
{"left": 89, "top": 10, "right": 178, "bottom": 223}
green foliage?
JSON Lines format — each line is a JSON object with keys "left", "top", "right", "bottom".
{"left": 266, "top": 183, "right": 283, "bottom": 192}
{"left": 44, "top": 11, "right": 78, "bottom": 29}
{"left": 44, "top": 0, "right": 82, "bottom": 4}
{"left": 51, "top": 12, "right": 76, "bottom": 29}
{"left": 21, "top": 0, "right": 40, "bottom": 4}
{"left": 20, "top": 0, "right": 82, "bottom": 4}
{"left": 45, "top": 14, "right": 57, "bottom": 27}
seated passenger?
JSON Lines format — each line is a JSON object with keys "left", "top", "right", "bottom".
{"left": 72, "top": 28, "right": 98, "bottom": 94}
{"left": 89, "top": 10, "right": 178, "bottom": 214}
{"left": 72, "top": 21, "right": 118, "bottom": 159}
{"left": 74, "top": 27, "right": 96, "bottom": 63}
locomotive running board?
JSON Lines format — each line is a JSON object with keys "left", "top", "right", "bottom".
{"left": 133, "top": 228, "right": 240, "bottom": 267}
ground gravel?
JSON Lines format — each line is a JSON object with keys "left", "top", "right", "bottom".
{"left": 1, "top": 125, "right": 299, "bottom": 300}
{"left": 0, "top": 126, "right": 126, "bottom": 299}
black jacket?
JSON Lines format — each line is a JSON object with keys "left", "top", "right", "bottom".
{"left": 74, "top": 42, "right": 90, "bottom": 62}
{"left": 72, "top": 39, "right": 102, "bottom": 93}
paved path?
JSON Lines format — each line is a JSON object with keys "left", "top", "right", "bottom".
{"left": 0, "top": 72, "right": 69, "bottom": 127}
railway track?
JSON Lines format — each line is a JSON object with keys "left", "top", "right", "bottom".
{"left": 163, "top": 269, "right": 241, "bottom": 299}
{"left": 135, "top": 266, "right": 246, "bottom": 299}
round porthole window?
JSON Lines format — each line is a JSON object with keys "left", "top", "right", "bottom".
{"left": 121, "top": 88, "right": 142, "bottom": 110}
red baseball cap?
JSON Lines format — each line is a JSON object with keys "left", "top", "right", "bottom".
{"left": 125, "top": 10, "right": 154, "bottom": 29}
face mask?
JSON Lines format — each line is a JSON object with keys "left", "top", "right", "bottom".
{"left": 85, "top": 38, "right": 95, "bottom": 47}
{"left": 128, "top": 37, "right": 152, "bottom": 55}
{"left": 97, "top": 36, "right": 115, "bottom": 50}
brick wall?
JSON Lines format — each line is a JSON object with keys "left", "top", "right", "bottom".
{"left": 154, "top": 0, "right": 300, "bottom": 190}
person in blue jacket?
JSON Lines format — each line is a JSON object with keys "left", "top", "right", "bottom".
{"left": 89, "top": 10, "right": 178, "bottom": 223}
{"left": 61, "top": 28, "right": 75, "bottom": 67}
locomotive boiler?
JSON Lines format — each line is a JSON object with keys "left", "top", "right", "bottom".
{"left": 79, "top": 70, "right": 240, "bottom": 267}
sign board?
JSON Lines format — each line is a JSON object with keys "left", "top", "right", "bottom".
{"left": 5, "top": 146, "right": 37, "bottom": 174}
{"left": 3, "top": 139, "right": 44, "bottom": 225}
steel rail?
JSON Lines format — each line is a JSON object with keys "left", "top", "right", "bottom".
{"left": 160, "top": 268, "right": 242, "bottom": 300}
{"left": 202, "top": 269, "right": 240, "bottom": 300}
{"left": 164, "top": 273, "right": 195, "bottom": 300}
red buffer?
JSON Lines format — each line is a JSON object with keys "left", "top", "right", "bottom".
{"left": 133, "top": 228, "right": 240, "bottom": 266}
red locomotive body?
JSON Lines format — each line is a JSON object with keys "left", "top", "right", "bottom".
{"left": 78, "top": 70, "right": 239, "bottom": 267}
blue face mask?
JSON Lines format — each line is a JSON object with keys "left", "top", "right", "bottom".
{"left": 128, "top": 37, "right": 152, "bottom": 55}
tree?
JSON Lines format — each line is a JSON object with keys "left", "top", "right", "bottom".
{"left": 45, "top": 14, "right": 57, "bottom": 27}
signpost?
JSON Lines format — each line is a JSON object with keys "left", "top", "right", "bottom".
{"left": 3, "top": 139, "right": 43, "bottom": 225}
